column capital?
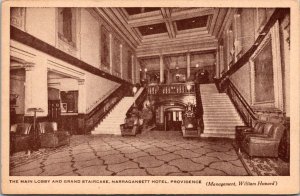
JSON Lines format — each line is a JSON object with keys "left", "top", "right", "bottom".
{"left": 24, "top": 63, "right": 35, "bottom": 71}
{"left": 78, "top": 79, "right": 85, "bottom": 85}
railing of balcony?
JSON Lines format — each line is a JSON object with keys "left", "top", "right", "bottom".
{"left": 147, "top": 82, "right": 195, "bottom": 95}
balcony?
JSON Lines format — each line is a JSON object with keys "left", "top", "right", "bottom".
{"left": 147, "top": 82, "right": 195, "bottom": 95}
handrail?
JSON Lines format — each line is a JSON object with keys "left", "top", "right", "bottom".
{"left": 85, "top": 84, "right": 120, "bottom": 113}
{"left": 126, "top": 87, "right": 148, "bottom": 116}
{"left": 82, "top": 83, "right": 132, "bottom": 133}
{"left": 194, "top": 83, "right": 203, "bottom": 118}
{"left": 227, "top": 81, "right": 257, "bottom": 120}
{"left": 221, "top": 79, "right": 258, "bottom": 125}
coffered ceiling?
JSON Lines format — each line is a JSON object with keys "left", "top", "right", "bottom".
{"left": 93, "top": 8, "right": 235, "bottom": 58}
{"left": 93, "top": 7, "right": 234, "bottom": 71}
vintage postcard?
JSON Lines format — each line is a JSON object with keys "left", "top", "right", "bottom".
{"left": 1, "top": 0, "right": 299, "bottom": 194}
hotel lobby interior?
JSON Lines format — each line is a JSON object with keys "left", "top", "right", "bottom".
{"left": 9, "top": 7, "right": 290, "bottom": 176}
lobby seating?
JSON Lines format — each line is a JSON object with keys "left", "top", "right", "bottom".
{"left": 120, "top": 108, "right": 142, "bottom": 136}
{"left": 10, "top": 123, "right": 32, "bottom": 154}
{"left": 38, "top": 122, "right": 70, "bottom": 148}
{"left": 182, "top": 103, "right": 200, "bottom": 137}
{"left": 236, "top": 121, "right": 285, "bottom": 158}
{"left": 182, "top": 117, "right": 200, "bottom": 137}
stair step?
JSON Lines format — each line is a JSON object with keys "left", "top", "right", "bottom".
{"left": 203, "top": 129, "right": 235, "bottom": 134}
{"left": 204, "top": 122, "right": 244, "bottom": 126}
{"left": 92, "top": 87, "right": 145, "bottom": 135}
{"left": 204, "top": 119, "right": 243, "bottom": 123}
{"left": 204, "top": 114, "right": 240, "bottom": 117}
{"left": 198, "top": 84, "right": 243, "bottom": 140}
{"left": 201, "top": 133, "right": 235, "bottom": 139}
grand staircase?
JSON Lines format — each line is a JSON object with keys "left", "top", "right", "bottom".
{"left": 91, "top": 87, "right": 144, "bottom": 135}
{"left": 200, "top": 83, "right": 244, "bottom": 139}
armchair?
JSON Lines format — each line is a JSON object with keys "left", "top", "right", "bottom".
{"left": 236, "top": 122, "right": 273, "bottom": 147}
{"left": 120, "top": 111, "right": 142, "bottom": 136}
{"left": 10, "top": 123, "right": 32, "bottom": 154}
{"left": 242, "top": 124, "right": 285, "bottom": 158}
{"left": 38, "top": 122, "right": 70, "bottom": 148}
{"left": 182, "top": 103, "right": 200, "bottom": 138}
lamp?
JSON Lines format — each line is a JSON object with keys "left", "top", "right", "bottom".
{"left": 27, "top": 107, "right": 44, "bottom": 151}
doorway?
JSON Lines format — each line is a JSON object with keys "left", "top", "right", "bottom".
{"left": 164, "top": 109, "right": 183, "bottom": 131}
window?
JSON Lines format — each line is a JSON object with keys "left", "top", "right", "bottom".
{"left": 58, "top": 8, "right": 76, "bottom": 47}
{"left": 101, "top": 26, "right": 110, "bottom": 69}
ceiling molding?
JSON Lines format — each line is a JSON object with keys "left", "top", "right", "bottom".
{"left": 139, "top": 36, "right": 216, "bottom": 48}
{"left": 93, "top": 8, "right": 140, "bottom": 49}
{"left": 208, "top": 9, "right": 219, "bottom": 34}
{"left": 137, "top": 42, "right": 217, "bottom": 58}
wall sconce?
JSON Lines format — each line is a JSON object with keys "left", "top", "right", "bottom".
{"left": 144, "top": 68, "right": 147, "bottom": 72}
{"left": 196, "top": 64, "right": 199, "bottom": 68}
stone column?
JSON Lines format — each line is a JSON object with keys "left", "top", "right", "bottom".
{"left": 187, "top": 52, "right": 191, "bottom": 79}
{"left": 136, "top": 59, "right": 140, "bottom": 84}
{"left": 109, "top": 34, "right": 113, "bottom": 74}
{"left": 131, "top": 55, "right": 135, "bottom": 83}
{"left": 24, "top": 57, "right": 48, "bottom": 117}
{"left": 159, "top": 54, "right": 164, "bottom": 83}
{"left": 216, "top": 50, "right": 220, "bottom": 78}
{"left": 77, "top": 79, "right": 86, "bottom": 114}
{"left": 219, "top": 45, "right": 224, "bottom": 76}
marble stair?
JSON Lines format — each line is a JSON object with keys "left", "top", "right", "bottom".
{"left": 91, "top": 87, "right": 144, "bottom": 135}
{"left": 200, "top": 83, "right": 244, "bottom": 139}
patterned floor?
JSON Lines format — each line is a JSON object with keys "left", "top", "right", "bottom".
{"left": 10, "top": 131, "right": 248, "bottom": 176}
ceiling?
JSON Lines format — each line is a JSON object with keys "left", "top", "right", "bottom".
{"left": 94, "top": 8, "right": 234, "bottom": 56}
{"left": 93, "top": 7, "right": 234, "bottom": 71}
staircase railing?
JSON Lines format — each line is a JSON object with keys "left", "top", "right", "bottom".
{"left": 195, "top": 82, "right": 204, "bottom": 133}
{"left": 125, "top": 87, "right": 148, "bottom": 116}
{"left": 214, "top": 77, "right": 258, "bottom": 125}
{"left": 147, "top": 82, "right": 195, "bottom": 95}
{"left": 79, "top": 83, "right": 132, "bottom": 134}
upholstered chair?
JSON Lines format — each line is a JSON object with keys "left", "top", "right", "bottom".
{"left": 38, "top": 122, "right": 70, "bottom": 148}
{"left": 120, "top": 112, "right": 142, "bottom": 136}
{"left": 10, "top": 123, "right": 32, "bottom": 154}
{"left": 242, "top": 124, "right": 285, "bottom": 158}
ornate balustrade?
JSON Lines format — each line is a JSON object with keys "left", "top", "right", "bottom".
{"left": 147, "top": 82, "right": 195, "bottom": 95}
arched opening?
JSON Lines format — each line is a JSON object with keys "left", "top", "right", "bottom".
{"left": 154, "top": 101, "right": 186, "bottom": 131}
{"left": 164, "top": 106, "right": 185, "bottom": 131}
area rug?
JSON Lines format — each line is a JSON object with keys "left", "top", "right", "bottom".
{"left": 10, "top": 135, "right": 93, "bottom": 169}
{"left": 233, "top": 142, "right": 290, "bottom": 176}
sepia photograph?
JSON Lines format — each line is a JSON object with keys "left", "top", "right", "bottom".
{"left": 2, "top": 0, "right": 299, "bottom": 194}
